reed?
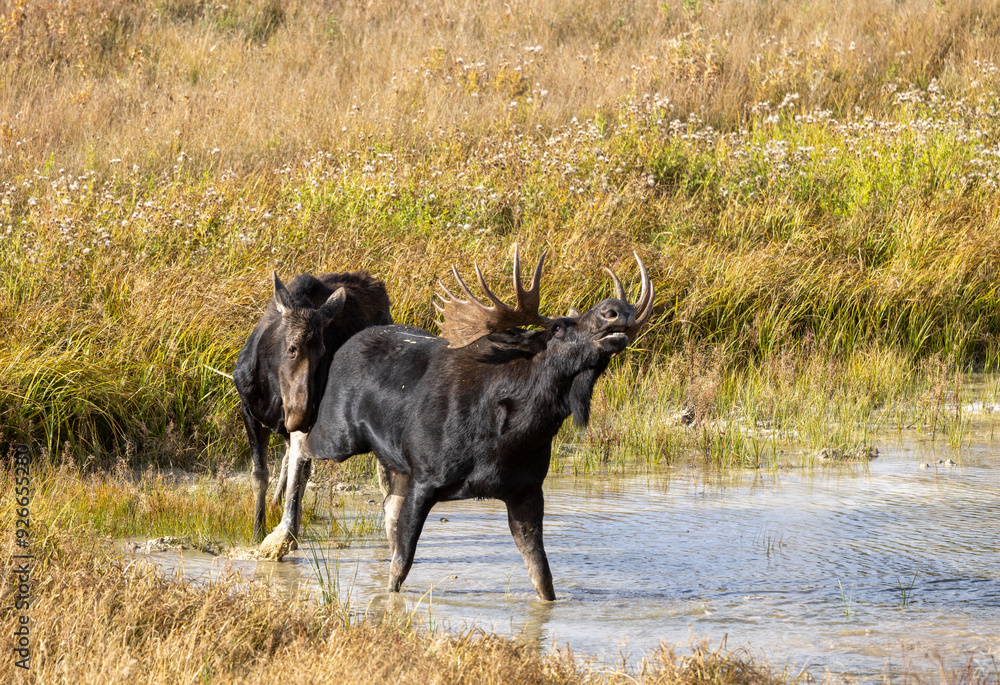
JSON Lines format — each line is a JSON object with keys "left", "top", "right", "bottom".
{"left": 568, "top": 342, "right": 995, "bottom": 473}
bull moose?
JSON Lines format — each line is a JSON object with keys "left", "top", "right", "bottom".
{"left": 259, "top": 247, "right": 653, "bottom": 601}
{"left": 233, "top": 271, "right": 392, "bottom": 543}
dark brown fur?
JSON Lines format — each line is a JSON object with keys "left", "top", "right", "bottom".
{"left": 233, "top": 271, "right": 392, "bottom": 542}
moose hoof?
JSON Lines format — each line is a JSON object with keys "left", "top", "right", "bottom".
{"left": 259, "top": 525, "right": 295, "bottom": 560}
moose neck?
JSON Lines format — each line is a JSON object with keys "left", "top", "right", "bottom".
{"left": 475, "top": 334, "right": 611, "bottom": 433}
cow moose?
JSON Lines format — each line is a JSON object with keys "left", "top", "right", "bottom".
{"left": 259, "top": 247, "right": 653, "bottom": 601}
{"left": 233, "top": 270, "right": 392, "bottom": 543}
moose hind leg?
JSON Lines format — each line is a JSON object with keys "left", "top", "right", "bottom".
{"left": 272, "top": 444, "right": 290, "bottom": 507}
{"left": 241, "top": 404, "right": 271, "bottom": 544}
{"left": 382, "top": 472, "right": 410, "bottom": 559}
{"left": 388, "top": 484, "right": 434, "bottom": 593}
{"left": 506, "top": 489, "right": 556, "bottom": 601}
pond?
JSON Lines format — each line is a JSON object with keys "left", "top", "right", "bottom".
{"left": 138, "top": 440, "right": 1000, "bottom": 682}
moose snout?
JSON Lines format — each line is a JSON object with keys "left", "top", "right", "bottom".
{"left": 600, "top": 304, "right": 635, "bottom": 327}
{"left": 281, "top": 385, "right": 313, "bottom": 433}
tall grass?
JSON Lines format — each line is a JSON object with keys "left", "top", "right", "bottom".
{"left": 3, "top": 451, "right": 383, "bottom": 545}
{"left": 567, "top": 342, "right": 998, "bottom": 472}
{"left": 3, "top": 0, "right": 1000, "bottom": 467}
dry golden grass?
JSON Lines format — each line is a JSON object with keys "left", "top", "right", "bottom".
{"left": 3, "top": 0, "right": 999, "bottom": 176}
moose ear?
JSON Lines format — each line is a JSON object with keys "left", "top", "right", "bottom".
{"left": 319, "top": 287, "right": 347, "bottom": 324}
{"left": 565, "top": 307, "right": 582, "bottom": 318}
{"left": 273, "top": 272, "right": 296, "bottom": 315}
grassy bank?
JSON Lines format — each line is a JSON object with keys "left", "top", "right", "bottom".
{"left": 1, "top": 454, "right": 383, "bottom": 546}
{"left": 3, "top": 0, "right": 1000, "bottom": 468}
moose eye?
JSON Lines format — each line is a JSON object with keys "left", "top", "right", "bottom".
{"left": 288, "top": 345, "right": 298, "bottom": 357}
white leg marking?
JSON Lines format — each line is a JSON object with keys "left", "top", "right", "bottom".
{"left": 383, "top": 494, "right": 405, "bottom": 558}
{"left": 259, "top": 431, "right": 309, "bottom": 560}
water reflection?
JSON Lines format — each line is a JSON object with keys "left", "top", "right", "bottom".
{"left": 135, "top": 442, "right": 1000, "bottom": 681}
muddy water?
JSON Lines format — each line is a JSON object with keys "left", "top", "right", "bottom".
{"left": 138, "top": 443, "right": 1000, "bottom": 681}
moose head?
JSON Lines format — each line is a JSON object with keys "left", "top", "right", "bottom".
{"left": 436, "top": 246, "right": 653, "bottom": 425}
{"left": 271, "top": 272, "right": 346, "bottom": 433}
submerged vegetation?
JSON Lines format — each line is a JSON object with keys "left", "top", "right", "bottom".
{"left": 3, "top": 0, "right": 1000, "bottom": 469}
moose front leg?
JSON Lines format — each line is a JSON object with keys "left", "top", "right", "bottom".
{"left": 272, "top": 443, "right": 313, "bottom": 508}
{"left": 506, "top": 488, "right": 556, "bottom": 601}
{"left": 259, "top": 431, "right": 309, "bottom": 560}
{"left": 388, "top": 483, "right": 434, "bottom": 593}
{"left": 241, "top": 403, "right": 271, "bottom": 544}
{"left": 381, "top": 471, "right": 410, "bottom": 559}
{"left": 288, "top": 456, "right": 312, "bottom": 551}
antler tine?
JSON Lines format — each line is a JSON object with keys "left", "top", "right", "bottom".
{"left": 527, "top": 248, "right": 547, "bottom": 295}
{"left": 604, "top": 267, "right": 627, "bottom": 300}
{"left": 632, "top": 252, "right": 653, "bottom": 326}
{"left": 437, "top": 279, "right": 459, "bottom": 302}
{"left": 622, "top": 252, "right": 654, "bottom": 340}
{"left": 451, "top": 265, "right": 490, "bottom": 309}
{"left": 475, "top": 263, "right": 512, "bottom": 311}
{"left": 605, "top": 252, "right": 654, "bottom": 340}
{"left": 512, "top": 243, "right": 522, "bottom": 297}
{"left": 511, "top": 245, "right": 546, "bottom": 315}
{"left": 436, "top": 245, "right": 550, "bottom": 348}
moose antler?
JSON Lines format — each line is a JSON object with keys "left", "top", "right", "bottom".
{"left": 605, "top": 252, "right": 654, "bottom": 339}
{"left": 436, "top": 244, "right": 549, "bottom": 348}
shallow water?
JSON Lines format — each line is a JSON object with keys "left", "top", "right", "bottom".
{"left": 138, "top": 442, "right": 1000, "bottom": 681}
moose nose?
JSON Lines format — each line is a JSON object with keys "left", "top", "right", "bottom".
{"left": 601, "top": 304, "right": 635, "bottom": 326}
